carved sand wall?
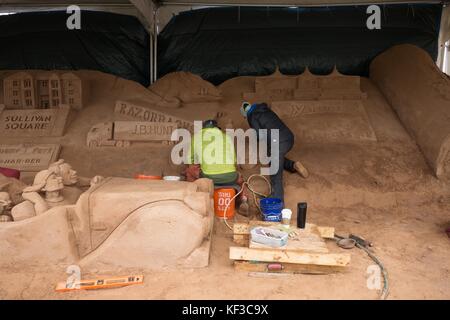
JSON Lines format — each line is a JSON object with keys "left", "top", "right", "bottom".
{"left": 244, "top": 68, "right": 367, "bottom": 103}
{"left": 0, "top": 178, "right": 214, "bottom": 270}
{"left": 370, "top": 44, "right": 450, "bottom": 179}
{"left": 237, "top": 68, "right": 375, "bottom": 144}
{"left": 271, "top": 100, "right": 377, "bottom": 143}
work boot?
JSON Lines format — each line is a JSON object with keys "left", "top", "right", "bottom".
{"left": 237, "top": 197, "right": 250, "bottom": 217}
{"left": 294, "top": 161, "right": 309, "bottom": 179}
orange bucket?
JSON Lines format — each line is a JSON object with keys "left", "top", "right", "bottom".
{"left": 214, "top": 188, "right": 236, "bottom": 219}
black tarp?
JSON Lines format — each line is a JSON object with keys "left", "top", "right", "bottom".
{"left": 158, "top": 4, "right": 442, "bottom": 85}
{"left": 0, "top": 11, "right": 150, "bottom": 86}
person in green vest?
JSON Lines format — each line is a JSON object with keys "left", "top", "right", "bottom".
{"left": 188, "top": 119, "right": 238, "bottom": 184}
{"left": 186, "top": 119, "right": 249, "bottom": 215}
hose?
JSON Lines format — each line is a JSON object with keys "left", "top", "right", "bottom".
{"left": 335, "top": 234, "right": 389, "bottom": 300}
{"left": 222, "top": 174, "right": 272, "bottom": 231}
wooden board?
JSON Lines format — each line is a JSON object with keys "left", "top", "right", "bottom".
{"left": 234, "top": 261, "right": 346, "bottom": 275}
{"left": 233, "top": 221, "right": 335, "bottom": 239}
{"left": 229, "top": 246, "right": 350, "bottom": 267}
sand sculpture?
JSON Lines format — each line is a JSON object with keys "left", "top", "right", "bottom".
{"left": 2, "top": 159, "right": 100, "bottom": 221}
{"left": 220, "top": 67, "right": 375, "bottom": 144}
{"left": 243, "top": 67, "right": 367, "bottom": 102}
{"left": 115, "top": 100, "right": 197, "bottom": 131}
{"left": 0, "top": 144, "right": 61, "bottom": 173}
{"left": 271, "top": 100, "right": 377, "bottom": 143}
{"left": 0, "top": 177, "right": 214, "bottom": 270}
{"left": 0, "top": 192, "right": 12, "bottom": 222}
{"left": 370, "top": 44, "right": 450, "bottom": 179}
{"left": 150, "top": 71, "right": 222, "bottom": 103}
{"left": 3, "top": 71, "right": 88, "bottom": 110}
{"left": 86, "top": 121, "right": 177, "bottom": 147}
{"left": 0, "top": 104, "right": 70, "bottom": 137}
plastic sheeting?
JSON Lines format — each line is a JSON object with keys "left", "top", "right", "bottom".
{"left": 158, "top": 4, "right": 442, "bottom": 85}
{"left": 0, "top": 10, "right": 150, "bottom": 86}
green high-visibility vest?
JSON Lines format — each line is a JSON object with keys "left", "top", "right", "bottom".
{"left": 188, "top": 127, "right": 237, "bottom": 175}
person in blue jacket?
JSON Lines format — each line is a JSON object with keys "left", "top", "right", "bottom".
{"left": 240, "top": 101, "right": 309, "bottom": 203}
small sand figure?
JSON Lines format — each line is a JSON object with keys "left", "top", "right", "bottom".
{"left": 48, "top": 159, "right": 103, "bottom": 188}
{"left": 22, "top": 170, "right": 64, "bottom": 214}
{"left": 0, "top": 192, "right": 13, "bottom": 222}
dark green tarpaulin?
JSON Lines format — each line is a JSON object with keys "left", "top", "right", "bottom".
{"left": 0, "top": 10, "right": 150, "bottom": 86}
{"left": 158, "top": 4, "right": 442, "bottom": 85}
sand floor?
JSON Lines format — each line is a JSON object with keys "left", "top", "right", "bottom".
{"left": 0, "top": 71, "right": 449, "bottom": 299}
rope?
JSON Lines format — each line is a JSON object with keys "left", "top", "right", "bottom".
{"left": 335, "top": 234, "right": 389, "bottom": 300}
{"left": 222, "top": 174, "right": 272, "bottom": 231}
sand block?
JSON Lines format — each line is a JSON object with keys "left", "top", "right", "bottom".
{"left": 0, "top": 206, "right": 78, "bottom": 268}
{"left": 0, "top": 143, "right": 61, "bottom": 172}
{"left": 114, "top": 121, "right": 177, "bottom": 141}
{"left": 115, "top": 100, "right": 194, "bottom": 131}
{"left": 0, "top": 106, "right": 70, "bottom": 137}
{"left": 370, "top": 44, "right": 450, "bottom": 179}
{"left": 11, "top": 200, "right": 36, "bottom": 221}
{"left": 271, "top": 100, "right": 377, "bottom": 143}
{"left": 0, "top": 178, "right": 214, "bottom": 270}
{"left": 71, "top": 178, "right": 213, "bottom": 267}
{"left": 79, "top": 201, "right": 213, "bottom": 270}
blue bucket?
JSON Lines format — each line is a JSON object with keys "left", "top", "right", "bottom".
{"left": 260, "top": 198, "right": 283, "bottom": 222}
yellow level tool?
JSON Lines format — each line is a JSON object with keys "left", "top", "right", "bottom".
{"left": 55, "top": 275, "right": 144, "bottom": 292}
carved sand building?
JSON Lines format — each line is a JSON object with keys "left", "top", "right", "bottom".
{"left": 3, "top": 72, "right": 36, "bottom": 109}
{"left": 3, "top": 71, "right": 87, "bottom": 110}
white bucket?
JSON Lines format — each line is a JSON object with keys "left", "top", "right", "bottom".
{"left": 163, "top": 176, "right": 181, "bottom": 181}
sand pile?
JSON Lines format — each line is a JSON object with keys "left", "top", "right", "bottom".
{"left": 370, "top": 44, "right": 450, "bottom": 179}
{"left": 149, "top": 71, "right": 222, "bottom": 104}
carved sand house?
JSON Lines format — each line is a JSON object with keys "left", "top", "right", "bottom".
{"left": 3, "top": 71, "right": 88, "bottom": 110}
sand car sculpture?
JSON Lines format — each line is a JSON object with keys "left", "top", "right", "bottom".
{"left": 0, "top": 161, "right": 214, "bottom": 270}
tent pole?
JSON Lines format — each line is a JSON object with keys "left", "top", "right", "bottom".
{"left": 154, "top": 7, "right": 158, "bottom": 81}
{"left": 150, "top": 32, "right": 154, "bottom": 84}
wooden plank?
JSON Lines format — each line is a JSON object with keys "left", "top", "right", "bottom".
{"left": 249, "top": 240, "right": 329, "bottom": 253}
{"left": 234, "top": 261, "right": 346, "bottom": 275}
{"left": 233, "top": 221, "right": 334, "bottom": 239}
{"left": 317, "top": 226, "right": 335, "bottom": 239}
{"left": 229, "top": 246, "right": 350, "bottom": 267}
